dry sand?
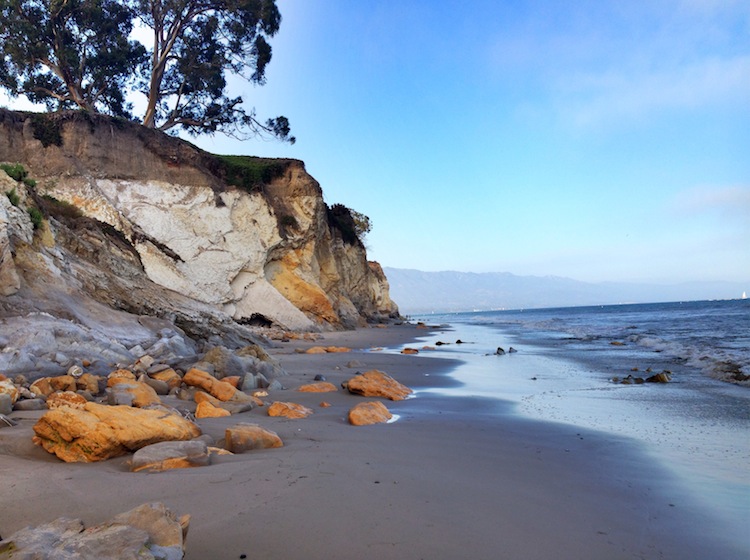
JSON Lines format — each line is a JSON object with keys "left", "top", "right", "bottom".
{"left": 1, "top": 324, "right": 745, "bottom": 559}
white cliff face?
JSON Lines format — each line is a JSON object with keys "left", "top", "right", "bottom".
{"left": 0, "top": 110, "right": 398, "bottom": 330}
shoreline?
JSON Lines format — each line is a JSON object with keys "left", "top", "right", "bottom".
{"left": 1, "top": 323, "right": 746, "bottom": 559}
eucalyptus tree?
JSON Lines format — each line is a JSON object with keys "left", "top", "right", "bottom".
{"left": 0, "top": 0, "right": 293, "bottom": 141}
{"left": 0, "top": 0, "right": 145, "bottom": 117}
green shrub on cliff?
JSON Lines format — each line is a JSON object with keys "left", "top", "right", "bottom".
{"left": 216, "top": 155, "right": 289, "bottom": 191}
{"left": 27, "top": 206, "right": 43, "bottom": 229}
{"left": 0, "top": 162, "right": 36, "bottom": 187}
{"left": 327, "top": 204, "right": 371, "bottom": 246}
{"left": 5, "top": 187, "right": 19, "bottom": 206}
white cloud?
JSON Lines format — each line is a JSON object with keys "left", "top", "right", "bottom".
{"left": 675, "top": 185, "right": 750, "bottom": 217}
{"left": 559, "top": 55, "right": 750, "bottom": 128}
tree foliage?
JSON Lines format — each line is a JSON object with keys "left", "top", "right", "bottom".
{"left": 0, "top": 0, "right": 146, "bottom": 117}
{"left": 0, "top": 0, "right": 294, "bottom": 141}
{"left": 327, "top": 203, "right": 372, "bottom": 246}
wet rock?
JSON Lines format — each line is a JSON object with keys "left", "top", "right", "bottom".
{"left": 342, "top": 370, "right": 412, "bottom": 401}
{"left": 313, "top": 374, "right": 327, "bottom": 380}
{"left": 646, "top": 372, "right": 671, "bottom": 383}
{"left": 508, "top": 347, "right": 518, "bottom": 353}
{"left": 495, "top": 347, "right": 505, "bottom": 355}
{"left": 348, "top": 401, "right": 392, "bottom": 426}
{"left": 401, "top": 348, "right": 419, "bottom": 355}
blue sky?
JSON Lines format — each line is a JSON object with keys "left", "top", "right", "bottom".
{"left": 5, "top": 0, "right": 750, "bottom": 284}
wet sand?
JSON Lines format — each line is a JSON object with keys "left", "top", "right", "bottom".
{"left": 1, "top": 324, "right": 746, "bottom": 559}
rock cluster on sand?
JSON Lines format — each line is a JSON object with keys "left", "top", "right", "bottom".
{"left": 0, "top": 502, "right": 189, "bottom": 560}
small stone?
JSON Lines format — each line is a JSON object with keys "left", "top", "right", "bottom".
{"left": 313, "top": 374, "right": 327, "bottom": 381}
{"left": 401, "top": 348, "right": 419, "bottom": 355}
{"left": 13, "top": 398, "right": 46, "bottom": 411}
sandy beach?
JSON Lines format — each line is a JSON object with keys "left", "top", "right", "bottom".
{"left": 1, "top": 323, "right": 745, "bottom": 559}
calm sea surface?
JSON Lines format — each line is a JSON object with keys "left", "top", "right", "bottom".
{"left": 402, "top": 299, "right": 749, "bottom": 543}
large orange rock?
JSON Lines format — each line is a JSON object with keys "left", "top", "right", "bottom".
{"left": 195, "top": 401, "right": 231, "bottom": 418}
{"left": 325, "top": 346, "right": 351, "bottom": 353}
{"left": 305, "top": 346, "right": 327, "bottom": 354}
{"left": 225, "top": 423, "right": 283, "bottom": 453}
{"left": 348, "top": 401, "right": 393, "bottom": 426}
{"left": 183, "top": 368, "right": 237, "bottom": 402}
{"left": 342, "top": 370, "right": 413, "bottom": 401}
{"left": 32, "top": 402, "right": 201, "bottom": 462}
{"left": 297, "top": 382, "right": 337, "bottom": 393}
{"left": 267, "top": 401, "right": 313, "bottom": 419}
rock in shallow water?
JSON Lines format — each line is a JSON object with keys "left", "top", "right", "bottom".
{"left": 348, "top": 401, "right": 393, "bottom": 426}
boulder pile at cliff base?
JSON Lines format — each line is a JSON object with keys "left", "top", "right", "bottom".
{"left": 0, "top": 340, "right": 414, "bottom": 557}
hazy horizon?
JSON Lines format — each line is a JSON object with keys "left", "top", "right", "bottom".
{"left": 383, "top": 266, "right": 749, "bottom": 314}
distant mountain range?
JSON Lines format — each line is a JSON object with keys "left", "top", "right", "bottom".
{"left": 383, "top": 267, "right": 749, "bottom": 314}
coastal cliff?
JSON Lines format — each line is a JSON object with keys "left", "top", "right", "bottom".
{"left": 0, "top": 109, "right": 397, "bottom": 374}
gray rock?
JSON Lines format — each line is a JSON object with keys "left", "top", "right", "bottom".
{"left": 267, "top": 379, "right": 284, "bottom": 391}
{"left": 346, "top": 360, "right": 365, "bottom": 368}
{"left": 141, "top": 374, "right": 170, "bottom": 395}
{"left": 12, "top": 398, "right": 46, "bottom": 411}
{"left": 0, "top": 502, "right": 187, "bottom": 559}
{"left": 131, "top": 440, "right": 209, "bottom": 472}
{"left": 0, "top": 393, "right": 12, "bottom": 416}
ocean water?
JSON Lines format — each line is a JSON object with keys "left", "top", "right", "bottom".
{"left": 402, "top": 299, "right": 749, "bottom": 541}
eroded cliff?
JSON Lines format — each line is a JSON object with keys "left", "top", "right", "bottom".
{"left": 0, "top": 109, "right": 398, "bottom": 340}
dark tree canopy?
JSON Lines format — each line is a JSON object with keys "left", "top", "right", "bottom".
{"left": 0, "top": 0, "right": 145, "bottom": 117}
{"left": 0, "top": 0, "right": 294, "bottom": 141}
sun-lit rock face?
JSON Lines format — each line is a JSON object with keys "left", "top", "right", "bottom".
{"left": 0, "top": 109, "right": 398, "bottom": 330}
